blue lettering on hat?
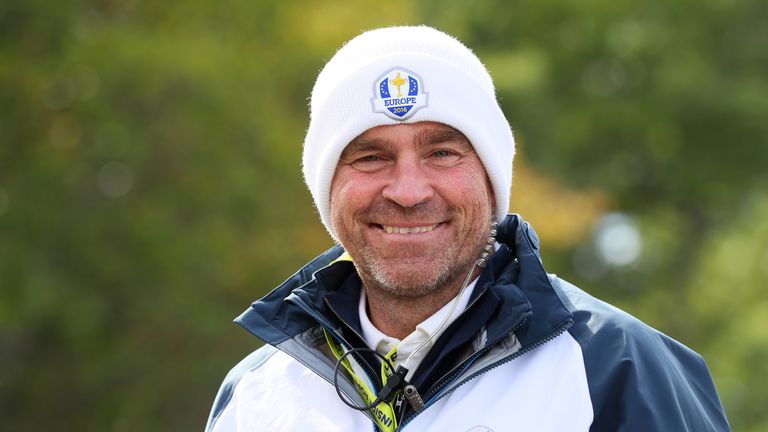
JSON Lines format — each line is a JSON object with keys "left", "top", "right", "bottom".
{"left": 371, "top": 68, "right": 428, "bottom": 120}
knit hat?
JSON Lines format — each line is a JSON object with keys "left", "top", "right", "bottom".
{"left": 302, "top": 26, "right": 515, "bottom": 241}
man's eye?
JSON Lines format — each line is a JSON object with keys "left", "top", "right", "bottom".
{"left": 430, "top": 149, "right": 461, "bottom": 166}
{"left": 349, "top": 154, "right": 387, "bottom": 171}
{"left": 359, "top": 155, "right": 381, "bottom": 162}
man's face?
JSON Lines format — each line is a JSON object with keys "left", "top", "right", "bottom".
{"left": 330, "top": 121, "right": 495, "bottom": 299}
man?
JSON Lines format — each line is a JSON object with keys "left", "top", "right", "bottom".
{"left": 206, "top": 26, "right": 729, "bottom": 431}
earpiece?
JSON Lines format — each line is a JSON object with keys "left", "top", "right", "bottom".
{"left": 477, "top": 219, "right": 498, "bottom": 268}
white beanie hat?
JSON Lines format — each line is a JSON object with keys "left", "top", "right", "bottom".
{"left": 302, "top": 26, "right": 515, "bottom": 241}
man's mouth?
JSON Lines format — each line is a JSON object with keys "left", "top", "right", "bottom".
{"left": 379, "top": 223, "right": 440, "bottom": 234}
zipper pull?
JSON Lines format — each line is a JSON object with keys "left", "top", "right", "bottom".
{"left": 403, "top": 384, "right": 424, "bottom": 411}
{"left": 394, "top": 392, "right": 408, "bottom": 427}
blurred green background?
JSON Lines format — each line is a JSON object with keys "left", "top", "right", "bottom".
{"left": 1, "top": 0, "right": 766, "bottom": 430}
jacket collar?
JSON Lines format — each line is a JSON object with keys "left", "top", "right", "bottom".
{"left": 235, "top": 214, "right": 572, "bottom": 355}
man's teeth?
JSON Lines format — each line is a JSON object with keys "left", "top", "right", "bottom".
{"left": 382, "top": 224, "right": 438, "bottom": 234}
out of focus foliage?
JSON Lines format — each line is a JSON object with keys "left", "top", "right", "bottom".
{"left": 1, "top": 0, "right": 765, "bottom": 430}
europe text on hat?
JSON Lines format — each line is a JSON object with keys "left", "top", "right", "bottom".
{"left": 302, "top": 25, "right": 516, "bottom": 240}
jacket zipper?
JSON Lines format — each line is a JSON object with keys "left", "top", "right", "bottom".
{"left": 396, "top": 319, "right": 574, "bottom": 430}
{"left": 320, "top": 277, "right": 525, "bottom": 431}
{"left": 286, "top": 294, "right": 383, "bottom": 430}
{"left": 325, "top": 298, "right": 394, "bottom": 432}
{"left": 288, "top": 269, "right": 562, "bottom": 432}
{"left": 395, "top": 317, "right": 527, "bottom": 429}
{"left": 324, "top": 298, "right": 377, "bottom": 363}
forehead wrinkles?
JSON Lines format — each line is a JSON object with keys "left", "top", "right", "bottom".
{"left": 341, "top": 124, "right": 473, "bottom": 158}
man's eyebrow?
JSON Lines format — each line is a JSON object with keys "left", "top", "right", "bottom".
{"left": 417, "top": 126, "right": 471, "bottom": 146}
{"left": 342, "top": 125, "right": 471, "bottom": 157}
{"left": 341, "top": 137, "right": 387, "bottom": 157}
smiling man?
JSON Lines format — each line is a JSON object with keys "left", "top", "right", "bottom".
{"left": 206, "top": 26, "right": 729, "bottom": 431}
{"left": 331, "top": 122, "right": 494, "bottom": 340}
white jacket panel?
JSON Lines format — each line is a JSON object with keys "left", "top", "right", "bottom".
{"left": 212, "top": 332, "right": 591, "bottom": 432}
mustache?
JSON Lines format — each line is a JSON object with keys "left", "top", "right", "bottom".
{"left": 360, "top": 198, "right": 454, "bottom": 223}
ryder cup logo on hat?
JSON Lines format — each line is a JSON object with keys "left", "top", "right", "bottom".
{"left": 371, "top": 68, "right": 428, "bottom": 120}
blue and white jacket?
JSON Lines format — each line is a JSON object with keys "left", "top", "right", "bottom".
{"left": 206, "top": 215, "right": 730, "bottom": 431}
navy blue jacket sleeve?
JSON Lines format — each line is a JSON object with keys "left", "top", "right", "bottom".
{"left": 552, "top": 277, "right": 731, "bottom": 432}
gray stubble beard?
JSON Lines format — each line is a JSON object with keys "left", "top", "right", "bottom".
{"left": 353, "top": 225, "right": 488, "bottom": 301}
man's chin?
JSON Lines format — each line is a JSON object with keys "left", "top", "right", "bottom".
{"left": 365, "top": 263, "right": 456, "bottom": 298}
{"left": 371, "top": 278, "right": 446, "bottom": 299}
{"left": 380, "top": 256, "right": 449, "bottom": 273}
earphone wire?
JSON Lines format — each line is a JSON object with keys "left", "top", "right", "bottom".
{"left": 329, "top": 218, "right": 499, "bottom": 415}
{"left": 399, "top": 219, "right": 498, "bottom": 372}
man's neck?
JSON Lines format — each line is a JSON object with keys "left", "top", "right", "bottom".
{"left": 361, "top": 266, "right": 482, "bottom": 340}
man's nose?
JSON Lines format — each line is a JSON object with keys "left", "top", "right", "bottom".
{"left": 381, "top": 160, "right": 434, "bottom": 208}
